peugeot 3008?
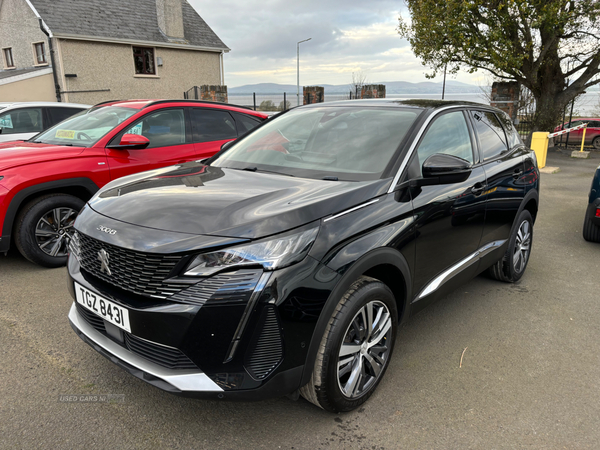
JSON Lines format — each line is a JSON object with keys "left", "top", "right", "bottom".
{"left": 67, "top": 100, "right": 539, "bottom": 412}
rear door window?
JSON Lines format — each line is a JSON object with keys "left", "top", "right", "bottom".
{"left": 232, "top": 112, "right": 262, "bottom": 134}
{"left": 469, "top": 110, "right": 508, "bottom": 161}
{"left": 496, "top": 112, "right": 522, "bottom": 149}
{"left": 0, "top": 108, "right": 43, "bottom": 134}
{"left": 190, "top": 108, "right": 237, "bottom": 142}
{"left": 48, "top": 107, "right": 85, "bottom": 126}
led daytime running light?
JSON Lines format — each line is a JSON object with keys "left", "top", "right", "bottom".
{"left": 184, "top": 227, "right": 319, "bottom": 276}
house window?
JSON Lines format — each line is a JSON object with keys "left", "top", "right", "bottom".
{"left": 133, "top": 47, "right": 156, "bottom": 75}
{"left": 33, "top": 42, "right": 47, "bottom": 65}
{"left": 3, "top": 48, "right": 15, "bottom": 68}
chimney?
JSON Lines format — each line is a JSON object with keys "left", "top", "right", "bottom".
{"left": 156, "top": 0, "right": 185, "bottom": 39}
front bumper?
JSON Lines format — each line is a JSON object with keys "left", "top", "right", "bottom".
{"left": 69, "top": 303, "right": 223, "bottom": 395}
{"left": 67, "top": 248, "right": 338, "bottom": 400}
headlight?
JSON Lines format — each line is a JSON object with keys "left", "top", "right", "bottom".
{"left": 184, "top": 226, "right": 319, "bottom": 277}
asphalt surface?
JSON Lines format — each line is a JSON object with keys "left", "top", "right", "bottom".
{"left": 1, "top": 149, "right": 600, "bottom": 449}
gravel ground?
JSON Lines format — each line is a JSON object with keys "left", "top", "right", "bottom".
{"left": 1, "top": 149, "right": 599, "bottom": 449}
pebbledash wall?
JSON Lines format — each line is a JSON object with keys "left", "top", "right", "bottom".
{"left": 57, "top": 40, "right": 221, "bottom": 104}
{"left": 0, "top": 0, "right": 49, "bottom": 70}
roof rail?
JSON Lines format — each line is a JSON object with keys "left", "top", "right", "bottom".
{"left": 142, "top": 99, "right": 256, "bottom": 111}
{"left": 92, "top": 99, "right": 122, "bottom": 107}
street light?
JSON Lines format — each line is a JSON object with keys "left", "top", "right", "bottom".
{"left": 297, "top": 38, "right": 311, "bottom": 106}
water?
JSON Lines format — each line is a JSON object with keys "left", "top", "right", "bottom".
{"left": 228, "top": 91, "right": 600, "bottom": 117}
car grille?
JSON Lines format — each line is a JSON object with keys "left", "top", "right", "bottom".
{"left": 75, "top": 303, "right": 197, "bottom": 370}
{"left": 244, "top": 306, "right": 283, "bottom": 380}
{"left": 124, "top": 333, "right": 198, "bottom": 370}
{"left": 76, "top": 302, "right": 106, "bottom": 333}
{"left": 78, "top": 233, "right": 184, "bottom": 298}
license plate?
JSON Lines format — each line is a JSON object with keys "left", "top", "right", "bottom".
{"left": 75, "top": 282, "right": 131, "bottom": 332}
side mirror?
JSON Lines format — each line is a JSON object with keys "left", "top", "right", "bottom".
{"left": 0, "top": 127, "right": 3, "bottom": 134}
{"left": 107, "top": 134, "right": 150, "bottom": 150}
{"left": 220, "top": 140, "right": 234, "bottom": 151}
{"left": 421, "top": 153, "right": 472, "bottom": 184}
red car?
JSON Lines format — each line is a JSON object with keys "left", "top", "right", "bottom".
{"left": 0, "top": 100, "right": 267, "bottom": 267}
{"left": 554, "top": 118, "right": 600, "bottom": 149}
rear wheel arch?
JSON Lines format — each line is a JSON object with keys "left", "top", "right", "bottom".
{"left": 300, "top": 247, "right": 411, "bottom": 387}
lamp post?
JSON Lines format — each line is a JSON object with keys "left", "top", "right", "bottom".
{"left": 297, "top": 38, "right": 311, "bottom": 106}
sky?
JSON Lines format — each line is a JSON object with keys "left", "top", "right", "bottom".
{"left": 189, "top": 0, "right": 488, "bottom": 88}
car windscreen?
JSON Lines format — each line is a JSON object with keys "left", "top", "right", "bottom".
{"left": 210, "top": 106, "right": 419, "bottom": 181}
{"left": 31, "top": 106, "right": 139, "bottom": 147}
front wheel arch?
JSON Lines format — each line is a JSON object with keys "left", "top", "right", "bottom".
{"left": 1, "top": 178, "right": 98, "bottom": 253}
{"left": 300, "top": 247, "right": 411, "bottom": 387}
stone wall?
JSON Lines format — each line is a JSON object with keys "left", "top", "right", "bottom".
{"left": 303, "top": 86, "right": 324, "bottom": 104}
{"left": 200, "top": 85, "right": 228, "bottom": 102}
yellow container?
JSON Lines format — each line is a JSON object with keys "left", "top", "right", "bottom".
{"left": 530, "top": 132, "right": 549, "bottom": 169}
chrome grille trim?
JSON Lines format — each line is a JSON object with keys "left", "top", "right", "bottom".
{"left": 78, "top": 233, "right": 184, "bottom": 298}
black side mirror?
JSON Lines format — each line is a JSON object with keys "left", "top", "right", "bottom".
{"left": 0, "top": 127, "right": 3, "bottom": 134}
{"left": 421, "top": 153, "right": 472, "bottom": 184}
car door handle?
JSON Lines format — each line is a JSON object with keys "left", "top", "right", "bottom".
{"left": 471, "top": 183, "right": 487, "bottom": 195}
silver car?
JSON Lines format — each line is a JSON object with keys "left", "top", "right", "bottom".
{"left": 0, "top": 102, "right": 90, "bottom": 143}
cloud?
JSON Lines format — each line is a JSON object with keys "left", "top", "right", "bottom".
{"left": 189, "top": 0, "right": 481, "bottom": 87}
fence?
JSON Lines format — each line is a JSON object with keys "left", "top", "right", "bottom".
{"left": 509, "top": 86, "right": 590, "bottom": 148}
{"left": 227, "top": 92, "right": 352, "bottom": 111}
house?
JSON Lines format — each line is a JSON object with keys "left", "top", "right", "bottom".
{"left": 0, "top": 0, "right": 229, "bottom": 104}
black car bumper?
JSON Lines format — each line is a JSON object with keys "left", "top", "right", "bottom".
{"left": 588, "top": 199, "right": 600, "bottom": 226}
{"left": 67, "top": 251, "right": 339, "bottom": 400}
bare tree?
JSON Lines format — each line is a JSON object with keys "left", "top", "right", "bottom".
{"left": 349, "top": 71, "right": 368, "bottom": 99}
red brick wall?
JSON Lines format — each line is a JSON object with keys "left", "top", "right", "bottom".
{"left": 361, "top": 84, "right": 386, "bottom": 99}
{"left": 303, "top": 86, "right": 324, "bottom": 104}
{"left": 490, "top": 81, "right": 519, "bottom": 119}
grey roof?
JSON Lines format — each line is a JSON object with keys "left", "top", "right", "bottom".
{"left": 0, "top": 67, "right": 48, "bottom": 80}
{"left": 29, "top": 0, "right": 228, "bottom": 50}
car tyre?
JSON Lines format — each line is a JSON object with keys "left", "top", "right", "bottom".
{"left": 582, "top": 208, "right": 600, "bottom": 242}
{"left": 14, "top": 194, "right": 84, "bottom": 268}
{"left": 593, "top": 137, "right": 600, "bottom": 151}
{"left": 488, "top": 209, "right": 533, "bottom": 282}
{"left": 300, "top": 276, "right": 398, "bottom": 412}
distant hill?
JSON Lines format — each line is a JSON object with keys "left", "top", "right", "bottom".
{"left": 229, "top": 80, "right": 483, "bottom": 95}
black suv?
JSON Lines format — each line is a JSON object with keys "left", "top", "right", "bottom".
{"left": 67, "top": 100, "right": 539, "bottom": 412}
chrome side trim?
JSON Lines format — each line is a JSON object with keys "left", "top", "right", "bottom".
{"left": 416, "top": 239, "right": 506, "bottom": 300}
{"left": 68, "top": 303, "right": 223, "bottom": 392}
{"left": 323, "top": 199, "right": 380, "bottom": 222}
{"left": 387, "top": 105, "right": 469, "bottom": 194}
{"left": 223, "top": 272, "right": 272, "bottom": 363}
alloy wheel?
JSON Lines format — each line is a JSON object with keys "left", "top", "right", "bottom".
{"left": 513, "top": 220, "right": 531, "bottom": 274}
{"left": 34, "top": 207, "right": 78, "bottom": 257}
{"left": 337, "top": 300, "right": 393, "bottom": 399}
